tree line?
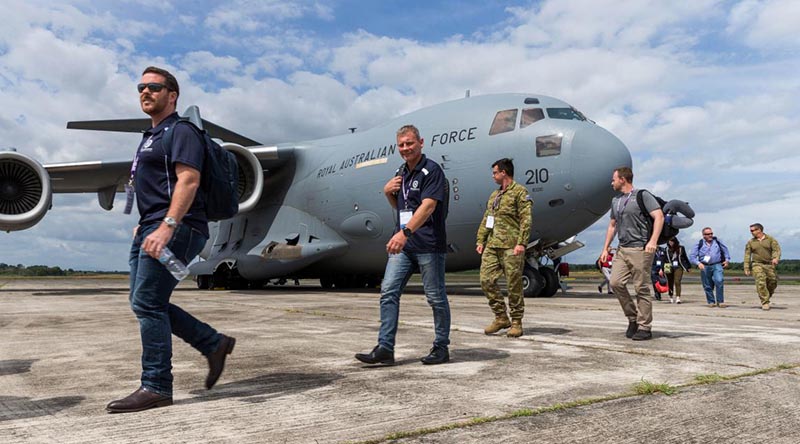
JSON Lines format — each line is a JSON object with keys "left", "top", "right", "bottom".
{"left": 0, "top": 263, "right": 124, "bottom": 276}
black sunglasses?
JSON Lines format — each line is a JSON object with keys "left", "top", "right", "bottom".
{"left": 137, "top": 82, "right": 168, "bottom": 93}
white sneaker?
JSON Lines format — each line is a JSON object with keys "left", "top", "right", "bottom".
{"left": 669, "top": 297, "right": 675, "bottom": 304}
{"left": 676, "top": 297, "right": 682, "bottom": 304}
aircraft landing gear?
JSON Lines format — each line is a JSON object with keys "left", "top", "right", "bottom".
{"left": 539, "top": 266, "right": 560, "bottom": 297}
{"left": 522, "top": 265, "right": 544, "bottom": 298}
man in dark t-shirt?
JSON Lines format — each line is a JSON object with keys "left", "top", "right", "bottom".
{"left": 106, "top": 67, "right": 235, "bottom": 414}
{"left": 355, "top": 124, "right": 452, "bottom": 366}
{"left": 599, "top": 166, "right": 664, "bottom": 341}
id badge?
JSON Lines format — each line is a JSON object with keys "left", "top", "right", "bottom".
{"left": 656, "top": 260, "right": 662, "bottom": 266}
{"left": 124, "top": 183, "right": 135, "bottom": 215}
{"left": 673, "top": 260, "right": 679, "bottom": 267}
{"left": 400, "top": 210, "right": 412, "bottom": 228}
{"left": 486, "top": 215, "right": 495, "bottom": 229}
{"left": 703, "top": 255, "right": 711, "bottom": 263}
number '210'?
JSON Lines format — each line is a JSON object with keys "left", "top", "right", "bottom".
{"left": 525, "top": 168, "right": 549, "bottom": 185}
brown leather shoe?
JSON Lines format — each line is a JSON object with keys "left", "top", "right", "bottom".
{"left": 206, "top": 334, "right": 236, "bottom": 389}
{"left": 106, "top": 387, "right": 172, "bottom": 413}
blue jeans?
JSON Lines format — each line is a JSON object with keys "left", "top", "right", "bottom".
{"left": 129, "top": 222, "right": 219, "bottom": 396}
{"left": 700, "top": 263, "right": 725, "bottom": 304}
{"left": 378, "top": 251, "right": 450, "bottom": 351}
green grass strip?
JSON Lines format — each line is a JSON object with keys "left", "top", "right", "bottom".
{"left": 345, "top": 363, "right": 799, "bottom": 444}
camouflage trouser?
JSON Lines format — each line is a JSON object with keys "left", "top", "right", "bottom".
{"left": 752, "top": 263, "right": 778, "bottom": 305}
{"left": 480, "top": 247, "right": 525, "bottom": 320}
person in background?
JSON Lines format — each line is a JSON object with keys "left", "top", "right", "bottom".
{"left": 665, "top": 237, "right": 691, "bottom": 304}
{"left": 650, "top": 245, "right": 668, "bottom": 301}
{"left": 597, "top": 246, "right": 615, "bottom": 295}
{"left": 743, "top": 223, "right": 781, "bottom": 310}
{"left": 689, "top": 227, "right": 731, "bottom": 308}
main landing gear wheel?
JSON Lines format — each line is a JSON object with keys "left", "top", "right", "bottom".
{"left": 539, "top": 266, "right": 560, "bottom": 297}
{"left": 522, "top": 266, "right": 545, "bottom": 298}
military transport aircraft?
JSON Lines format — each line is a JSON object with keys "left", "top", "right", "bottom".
{"left": 0, "top": 93, "right": 631, "bottom": 297}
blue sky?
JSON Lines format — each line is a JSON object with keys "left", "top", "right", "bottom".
{"left": 1, "top": 0, "right": 798, "bottom": 270}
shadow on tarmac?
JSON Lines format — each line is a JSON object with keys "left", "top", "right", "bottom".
{"left": 0, "top": 359, "right": 36, "bottom": 376}
{"left": 184, "top": 372, "right": 343, "bottom": 404}
{"left": 0, "top": 396, "right": 84, "bottom": 422}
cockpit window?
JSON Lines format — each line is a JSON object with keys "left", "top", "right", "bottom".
{"left": 520, "top": 108, "right": 544, "bottom": 129}
{"left": 489, "top": 109, "right": 518, "bottom": 135}
{"left": 536, "top": 134, "right": 562, "bottom": 157}
{"left": 546, "top": 107, "right": 586, "bottom": 121}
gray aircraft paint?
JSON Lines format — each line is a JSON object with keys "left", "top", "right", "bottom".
{"left": 0, "top": 93, "right": 631, "bottom": 287}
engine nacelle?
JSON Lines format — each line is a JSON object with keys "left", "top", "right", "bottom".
{"left": 222, "top": 142, "right": 263, "bottom": 214}
{"left": 0, "top": 150, "right": 52, "bottom": 232}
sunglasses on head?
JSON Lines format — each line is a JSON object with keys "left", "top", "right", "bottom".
{"left": 137, "top": 82, "right": 168, "bottom": 93}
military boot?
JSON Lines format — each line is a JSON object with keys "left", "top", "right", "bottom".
{"left": 507, "top": 319, "right": 523, "bottom": 338}
{"left": 484, "top": 315, "right": 511, "bottom": 335}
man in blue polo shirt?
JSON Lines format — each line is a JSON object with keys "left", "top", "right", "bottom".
{"left": 689, "top": 227, "right": 731, "bottom": 307}
{"left": 355, "top": 124, "right": 451, "bottom": 365}
{"left": 106, "top": 67, "right": 235, "bottom": 413}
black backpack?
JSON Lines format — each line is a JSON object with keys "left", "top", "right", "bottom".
{"left": 163, "top": 120, "right": 240, "bottom": 221}
{"left": 636, "top": 190, "right": 679, "bottom": 245}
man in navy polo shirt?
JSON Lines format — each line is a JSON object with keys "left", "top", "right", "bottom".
{"left": 106, "top": 67, "right": 235, "bottom": 413}
{"left": 356, "top": 124, "right": 451, "bottom": 365}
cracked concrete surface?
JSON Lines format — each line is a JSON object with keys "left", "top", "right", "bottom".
{"left": 1, "top": 276, "right": 797, "bottom": 443}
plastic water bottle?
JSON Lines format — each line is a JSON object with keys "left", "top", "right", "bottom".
{"left": 159, "top": 247, "right": 190, "bottom": 281}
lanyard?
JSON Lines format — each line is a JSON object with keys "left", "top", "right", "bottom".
{"left": 616, "top": 189, "right": 635, "bottom": 214}
{"left": 401, "top": 168, "right": 417, "bottom": 210}
{"left": 491, "top": 186, "right": 508, "bottom": 213}
{"left": 124, "top": 134, "right": 153, "bottom": 215}
{"left": 129, "top": 135, "right": 153, "bottom": 186}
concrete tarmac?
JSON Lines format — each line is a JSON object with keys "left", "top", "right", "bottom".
{"left": 1, "top": 276, "right": 798, "bottom": 443}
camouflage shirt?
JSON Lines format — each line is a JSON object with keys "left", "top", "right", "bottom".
{"left": 744, "top": 234, "right": 781, "bottom": 273}
{"left": 476, "top": 180, "right": 532, "bottom": 249}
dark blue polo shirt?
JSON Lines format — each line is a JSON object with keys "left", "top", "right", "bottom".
{"left": 395, "top": 154, "right": 447, "bottom": 253}
{"left": 134, "top": 113, "right": 209, "bottom": 237}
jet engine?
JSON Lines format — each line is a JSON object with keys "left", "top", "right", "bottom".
{"left": 0, "top": 150, "right": 52, "bottom": 232}
{"left": 221, "top": 142, "right": 263, "bottom": 213}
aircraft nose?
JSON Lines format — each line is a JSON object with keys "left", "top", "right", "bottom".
{"left": 570, "top": 124, "right": 632, "bottom": 215}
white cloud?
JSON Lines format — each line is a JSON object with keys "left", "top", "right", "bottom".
{"left": 1, "top": 0, "right": 799, "bottom": 270}
{"left": 728, "top": 0, "right": 800, "bottom": 50}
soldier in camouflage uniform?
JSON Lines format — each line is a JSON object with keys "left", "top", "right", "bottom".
{"left": 744, "top": 223, "right": 781, "bottom": 310}
{"left": 476, "top": 158, "right": 532, "bottom": 338}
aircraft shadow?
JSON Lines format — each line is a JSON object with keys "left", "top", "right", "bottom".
{"left": 0, "top": 396, "right": 84, "bottom": 422}
{"left": 0, "top": 359, "right": 36, "bottom": 376}
{"left": 184, "top": 372, "right": 343, "bottom": 404}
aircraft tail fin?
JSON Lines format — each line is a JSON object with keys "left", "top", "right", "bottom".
{"left": 66, "top": 105, "right": 262, "bottom": 147}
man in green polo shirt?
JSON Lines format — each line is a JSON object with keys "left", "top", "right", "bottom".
{"left": 744, "top": 223, "right": 781, "bottom": 310}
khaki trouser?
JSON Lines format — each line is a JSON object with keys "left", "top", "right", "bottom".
{"left": 480, "top": 247, "right": 525, "bottom": 320}
{"left": 752, "top": 263, "right": 778, "bottom": 305}
{"left": 610, "top": 246, "right": 655, "bottom": 331}
{"left": 667, "top": 268, "right": 684, "bottom": 296}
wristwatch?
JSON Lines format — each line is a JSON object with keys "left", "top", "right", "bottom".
{"left": 402, "top": 227, "right": 413, "bottom": 237}
{"left": 163, "top": 216, "right": 178, "bottom": 229}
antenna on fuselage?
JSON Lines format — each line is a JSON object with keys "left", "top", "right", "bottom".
{"left": 465, "top": 89, "right": 470, "bottom": 98}
{"left": 349, "top": 127, "right": 357, "bottom": 133}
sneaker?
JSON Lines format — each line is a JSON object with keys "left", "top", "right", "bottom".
{"left": 625, "top": 321, "right": 639, "bottom": 339}
{"left": 598, "top": 285, "right": 603, "bottom": 294}
{"left": 676, "top": 297, "right": 682, "bottom": 304}
{"left": 707, "top": 303, "right": 717, "bottom": 308}
{"left": 632, "top": 329, "right": 652, "bottom": 341}
{"left": 654, "top": 293, "right": 662, "bottom": 301}
{"left": 762, "top": 303, "right": 770, "bottom": 311}
{"left": 420, "top": 346, "right": 449, "bottom": 365}
{"left": 669, "top": 297, "right": 675, "bottom": 304}
{"left": 718, "top": 303, "right": 728, "bottom": 308}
